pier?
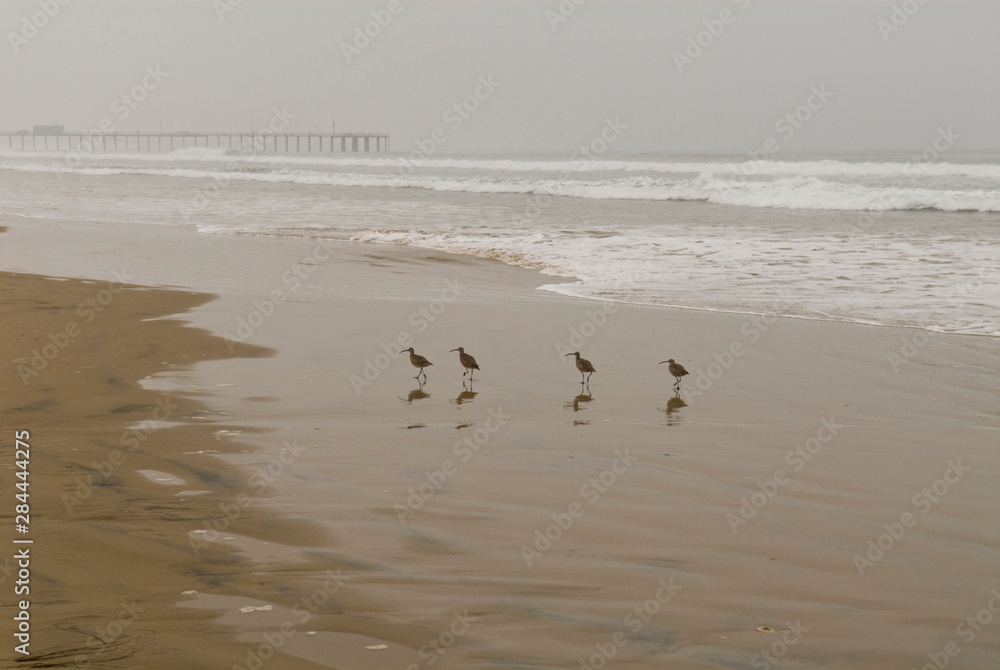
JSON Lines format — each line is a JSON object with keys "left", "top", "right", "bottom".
{"left": 0, "top": 131, "right": 390, "bottom": 154}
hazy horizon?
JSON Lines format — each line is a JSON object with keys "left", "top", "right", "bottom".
{"left": 2, "top": 0, "right": 997, "bottom": 155}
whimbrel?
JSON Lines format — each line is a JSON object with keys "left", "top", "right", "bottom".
{"left": 565, "top": 351, "right": 595, "bottom": 384}
{"left": 449, "top": 347, "right": 480, "bottom": 380}
{"left": 659, "top": 358, "right": 689, "bottom": 386}
{"left": 403, "top": 347, "right": 433, "bottom": 381}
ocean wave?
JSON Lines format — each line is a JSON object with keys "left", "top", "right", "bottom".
{"left": 3, "top": 148, "right": 1000, "bottom": 180}
{"left": 163, "top": 146, "right": 230, "bottom": 159}
{"left": 1, "top": 159, "right": 998, "bottom": 212}
{"left": 346, "top": 227, "right": 1000, "bottom": 337}
{"left": 3, "top": 153, "right": 997, "bottom": 337}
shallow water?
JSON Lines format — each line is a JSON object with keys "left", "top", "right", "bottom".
{"left": 4, "top": 214, "right": 998, "bottom": 669}
{"left": 2, "top": 150, "right": 998, "bottom": 337}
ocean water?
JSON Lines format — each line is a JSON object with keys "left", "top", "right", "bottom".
{"left": 1, "top": 148, "right": 998, "bottom": 336}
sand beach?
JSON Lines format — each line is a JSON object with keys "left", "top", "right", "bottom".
{"left": 1, "top": 215, "right": 998, "bottom": 668}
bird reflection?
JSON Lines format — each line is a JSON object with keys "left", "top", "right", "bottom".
{"left": 452, "top": 380, "right": 477, "bottom": 406}
{"left": 564, "top": 386, "right": 593, "bottom": 412}
{"left": 403, "top": 380, "right": 430, "bottom": 403}
{"left": 659, "top": 390, "right": 687, "bottom": 426}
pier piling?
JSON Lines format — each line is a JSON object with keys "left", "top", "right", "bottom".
{"left": 0, "top": 131, "right": 390, "bottom": 155}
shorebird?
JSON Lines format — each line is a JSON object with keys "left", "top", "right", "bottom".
{"left": 565, "top": 351, "right": 595, "bottom": 384}
{"left": 449, "top": 347, "right": 480, "bottom": 380}
{"left": 659, "top": 358, "right": 689, "bottom": 386}
{"left": 403, "top": 347, "right": 433, "bottom": 381}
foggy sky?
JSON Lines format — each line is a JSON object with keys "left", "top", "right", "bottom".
{"left": 1, "top": 0, "right": 997, "bottom": 155}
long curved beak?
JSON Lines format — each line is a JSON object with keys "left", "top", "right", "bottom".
{"left": 449, "top": 349, "right": 459, "bottom": 353}
{"left": 658, "top": 361, "right": 668, "bottom": 364}
{"left": 565, "top": 353, "right": 574, "bottom": 357}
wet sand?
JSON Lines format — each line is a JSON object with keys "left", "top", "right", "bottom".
{"left": 2, "top": 216, "right": 999, "bottom": 668}
{"left": 0, "top": 269, "right": 354, "bottom": 668}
